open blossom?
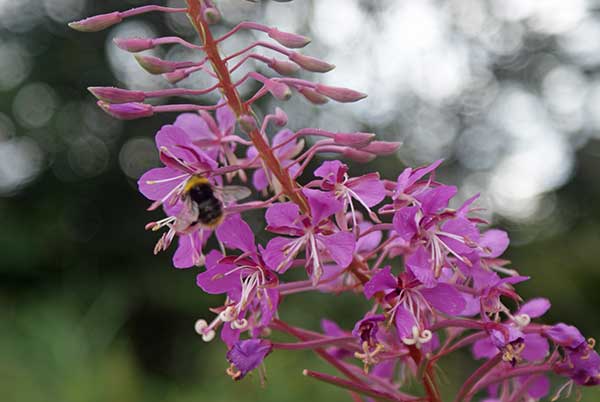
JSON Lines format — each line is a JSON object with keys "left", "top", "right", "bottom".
{"left": 73, "top": 2, "right": 600, "bottom": 400}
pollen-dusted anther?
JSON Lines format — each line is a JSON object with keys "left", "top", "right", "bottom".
{"left": 513, "top": 313, "right": 531, "bottom": 328}
{"left": 402, "top": 326, "right": 433, "bottom": 349}
{"left": 226, "top": 364, "right": 243, "bottom": 380}
{"left": 501, "top": 341, "right": 525, "bottom": 366}
{"left": 219, "top": 306, "right": 237, "bottom": 322}
{"left": 194, "top": 319, "right": 216, "bottom": 342}
{"left": 354, "top": 341, "right": 385, "bottom": 374}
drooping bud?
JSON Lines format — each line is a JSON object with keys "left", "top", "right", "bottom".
{"left": 316, "top": 84, "right": 367, "bottom": 103}
{"left": 268, "top": 58, "right": 300, "bottom": 76}
{"left": 298, "top": 88, "right": 329, "bottom": 105}
{"left": 113, "top": 37, "right": 154, "bottom": 53}
{"left": 289, "top": 52, "right": 335, "bottom": 73}
{"left": 68, "top": 12, "right": 122, "bottom": 32}
{"left": 333, "top": 132, "right": 376, "bottom": 148}
{"left": 98, "top": 101, "right": 154, "bottom": 120}
{"left": 88, "top": 87, "right": 146, "bottom": 103}
{"left": 135, "top": 55, "right": 195, "bottom": 75}
{"left": 273, "top": 107, "right": 288, "bottom": 126}
{"left": 360, "top": 141, "right": 402, "bottom": 155}
{"left": 163, "top": 69, "right": 191, "bottom": 84}
{"left": 265, "top": 80, "right": 292, "bottom": 101}
{"left": 239, "top": 115, "right": 258, "bottom": 134}
{"left": 268, "top": 28, "right": 311, "bottom": 49}
{"left": 342, "top": 148, "right": 377, "bottom": 163}
{"left": 204, "top": 7, "right": 221, "bottom": 24}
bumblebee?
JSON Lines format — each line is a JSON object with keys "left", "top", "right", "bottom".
{"left": 175, "top": 176, "right": 251, "bottom": 232}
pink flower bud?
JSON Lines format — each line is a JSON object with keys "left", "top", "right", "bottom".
{"left": 163, "top": 69, "right": 191, "bottom": 84}
{"left": 88, "top": 87, "right": 146, "bottom": 103}
{"left": 342, "top": 148, "right": 376, "bottom": 163}
{"left": 298, "top": 88, "right": 329, "bottom": 105}
{"left": 113, "top": 37, "right": 154, "bottom": 53}
{"left": 360, "top": 141, "right": 402, "bottom": 155}
{"left": 98, "top": 101, "right": 154, "bottom": 120}
{"left": 239, "top": 115, "right": 257, "bottom": 133}
{"left": 268, "top": 59, "right": 300, "bottom": 76}
{"left": 268, "top": 28, "right": 311, "bottom": 49}
{"left": 273, "top": 107, "right": 288, "bottom": 126}
{"left": 68, "top": 12, "right": 122, "bottom": 32}
{"left": 315, "top": 84, "right": 367, "bottom": 103}
{"left": 333, "top": 132, "right": 375, "bottom": 148}
{"left": 204, "top": 7, "right": 221, "bottom": 24}
{"left": 135, "top": 55, "right": 194, "bottom": 75}
{"left": 265, "top": 81, "right": 292, "bottom": 101}
{"left": 289, "top": 52, "right": 335, "bottom": 73}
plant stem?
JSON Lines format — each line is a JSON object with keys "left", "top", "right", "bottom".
{"left": 185, "top": 0, "right": 309, "bottom": 212}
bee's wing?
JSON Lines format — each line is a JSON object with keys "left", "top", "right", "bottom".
{"left": 174, "top": 197, "right": 200, "bottom": 232}
{"left": 219, "top": 185, "right": 252, "bottom": 203}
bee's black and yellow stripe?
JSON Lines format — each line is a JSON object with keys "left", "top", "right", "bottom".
{"left": 183, "top": 176, "right": 223, "bottom": 227}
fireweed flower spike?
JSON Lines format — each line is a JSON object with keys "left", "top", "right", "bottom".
{"left": 73, "top": 1, "right": 600, "bottom": 401}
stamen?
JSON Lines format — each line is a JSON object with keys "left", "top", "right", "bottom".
{"left": 194, "top": 319, "right": 216, "bottom": 342}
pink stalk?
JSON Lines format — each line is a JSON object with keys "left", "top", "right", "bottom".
{"left": 454, "top": 353, "right": 503, "bottom": 402}
{"left": 272, "top": 336, "right": 355, "bottom": 350}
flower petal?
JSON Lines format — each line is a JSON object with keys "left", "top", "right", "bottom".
{"left": 216, "top": 215, "right": 256, "bottom": 253}
{"left": 138, "top": 167, "right": 186, "bottom": 201}
{"left": 518, "top": 298, "right": 551, "bottom": 318}
{"left": 421, "top": 283, "right": 466, "bottom": 315}
{"left": 364, "top": 266, "right": 397, "bottom": 299}
{"left": 304, "top": 188, "right": 343, "bottom": 224}
{"left": 318, "top": 231, "right": 355, "bottom": 268}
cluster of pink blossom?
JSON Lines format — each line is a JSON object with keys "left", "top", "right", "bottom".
{"left": 71, "top": 2, "right": 600, "bottom": 401}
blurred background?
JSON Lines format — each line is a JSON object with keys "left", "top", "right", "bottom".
{"left": 2, "top": 0, "right": 600, "bottom": 400}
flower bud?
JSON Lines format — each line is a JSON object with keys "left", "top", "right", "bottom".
{"left": 268, "top": 28, "right": 311, "bottom": 49}
{"left": 289, "top": 52, "right": 335, "bottom": 73}
{"left": 113, "top": 37, "right": 154, "bottom": 53}
{"left": 298, "top": 88, "right": 329, "bottom": 105}
{"left": 204, "top": 7, "right": 221, "bottom": 24}
{"left": 238, "top": 114, "right": 258, "bottom": 133}
{"left": 135, "top": 55, "right": 193, "bottom": 75}
{"left": 315, "top": 84, "right": 367, "bottom": 103}
{"left": 360, "top": 141, "right": 402, "bottom": 155}
{"left": 342, "top": 148, "right": 376, "bottom": 163}
{"left": 265, "top": 80, "right": 292, "bottom": 101}
{"left": 98, "top": 101, "right": 154, "bottom": 120}
{"left": 88, "top": 87, "right": 146, "bottom": 103}
{"left": 68, "top": 12, "right": 122, "bottom": 32}
{"left": 268, "top": 58, "right": 300, "bottom": 76}
{"left": 333, "top": 132, "right": 375, "bottom": 148}
{"left": 163, "top": 69, "right": 191, "bottom": 84}
{"left": 273, "top": 107, "right": 288, "bottom": 126}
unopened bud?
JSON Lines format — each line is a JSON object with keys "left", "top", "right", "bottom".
{"left": 333, "top": 132, "right": 375, "bottom": 148}
{"left": 98, "top": 101, "right": 154, "bottom": 120}
{"left": 163, "top": 69, "right": 191, "bottom": 84}
{"left": 88, "top": 87, "right": 145, "bottom": 103}
{"left": 289, "top": 52, "right": 335, "bottom": 73}
{"left": 342, "top": 148, "right": 376, "bottom": 163}
{"left": 135, "top": 55, "right": 194, "bottom": 75}
{"left": 273, "top": 107, "right": 288, "bottom": 126}
{"left": 238, "top": 114, "right": 258, "bottom": 133}
{"left": 360, "top": 141, "right": 402, "bottom": 155}
{"left": 204, "top": 7, "right": 221, "bottom": 24}
{"left": 113, "top": 37, "right": 154, "bottom": 53}
{"left": 268, "top": 28, "right": 311, "bottom": 49}
{"left": 266, "top": 80, "right": 292, "bottom": 101}
{"left": 298, "top": 87, "right": 329, "bottom": 105}
{"left": 268, "top": 58, "right": 300, "bottom": 76}
{"left": 68, "top": 12, "right": 122, "bottom": 32}
{"left": 316, "top": 84, "right": 367, "bottom": 103}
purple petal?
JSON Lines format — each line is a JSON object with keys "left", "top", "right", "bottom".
{"left": 421, "top": 283, "right": 466, "bottom": 315}
{"left": 392, "top": 206, "right": 419, "bottom": 242}
{"left": 173, "top": 231, "right": 205, "bottom": 268}
{"left": 472, "top": 337, "right": 497, "bottom": 359}
{"left": 318, "top": 231, "right": 355, "bottom": 268}
{"left": 480, "top": 229, "right": 509, "bottom": 258}
{"left": 314, "top": 160, "right": 345, "bottom": 183}
{"left": 518, "top": 298, "right": 551, "bottom": 319}
{"left": 416, "top": 185, "right": 457, "bottom": 215}
{"left": 522, "top": 334, "right": 549, "bottom": 361}
{"left": 364, "top": 266, "right": 397, "bottom": 299}
{"left": 543, "top": 323, "right": 586, "bottom": 349}
{"left": 395, "top": 305, "right": 416, "bottom": 339}
{"left": 439, "top": 217, "right": 480, "bottom": 255}
{"left": 252, "top": 168, "right": 269, "bottom": 191}
{"left": 226, "top": 339, "right": 272, "bottom": 380}
{"left": 196, "top": 260, "right": 240, "bottom": 295}
{"left": 348, "top": 173, "right": 386, "bottom": 207}
{"left": 405, "top": 246, "right": 436, "bottom": 288}
{"left": 407, "top": 159, "right": 443, "bottom": 188}
{"left": 356, "top": 224, "right": 382, "bottom": 253}
{"left": 216, "top": 215, "right": 256, "bottom": 253}
{"left": 265, "top": 202, "right": 302, "bottom": 231}
{"left": 174, "top": 113, "right": 213, "bottom": 141}
{"left": 304, "top": 188, "right": 343, "bottom": 224}
{"left": 263, "top": 237, "right": 296, "bottom": 272}
{"left": 521, "top": 375, "right": 550, "bottom": 399}
{"left": 216, "top": 103, "right": 236, "bottom": 135}
{"left": 138, "top": 167, "right": 186, "bottom": 201}
{"left": 273, "top": 129, "right": 299, "bottom": 159}
{"left": 321, "top": 319, "right": 345, "bottom": 336}
{"left": 221, "top": 323, "right": 241, "bottom": 349}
